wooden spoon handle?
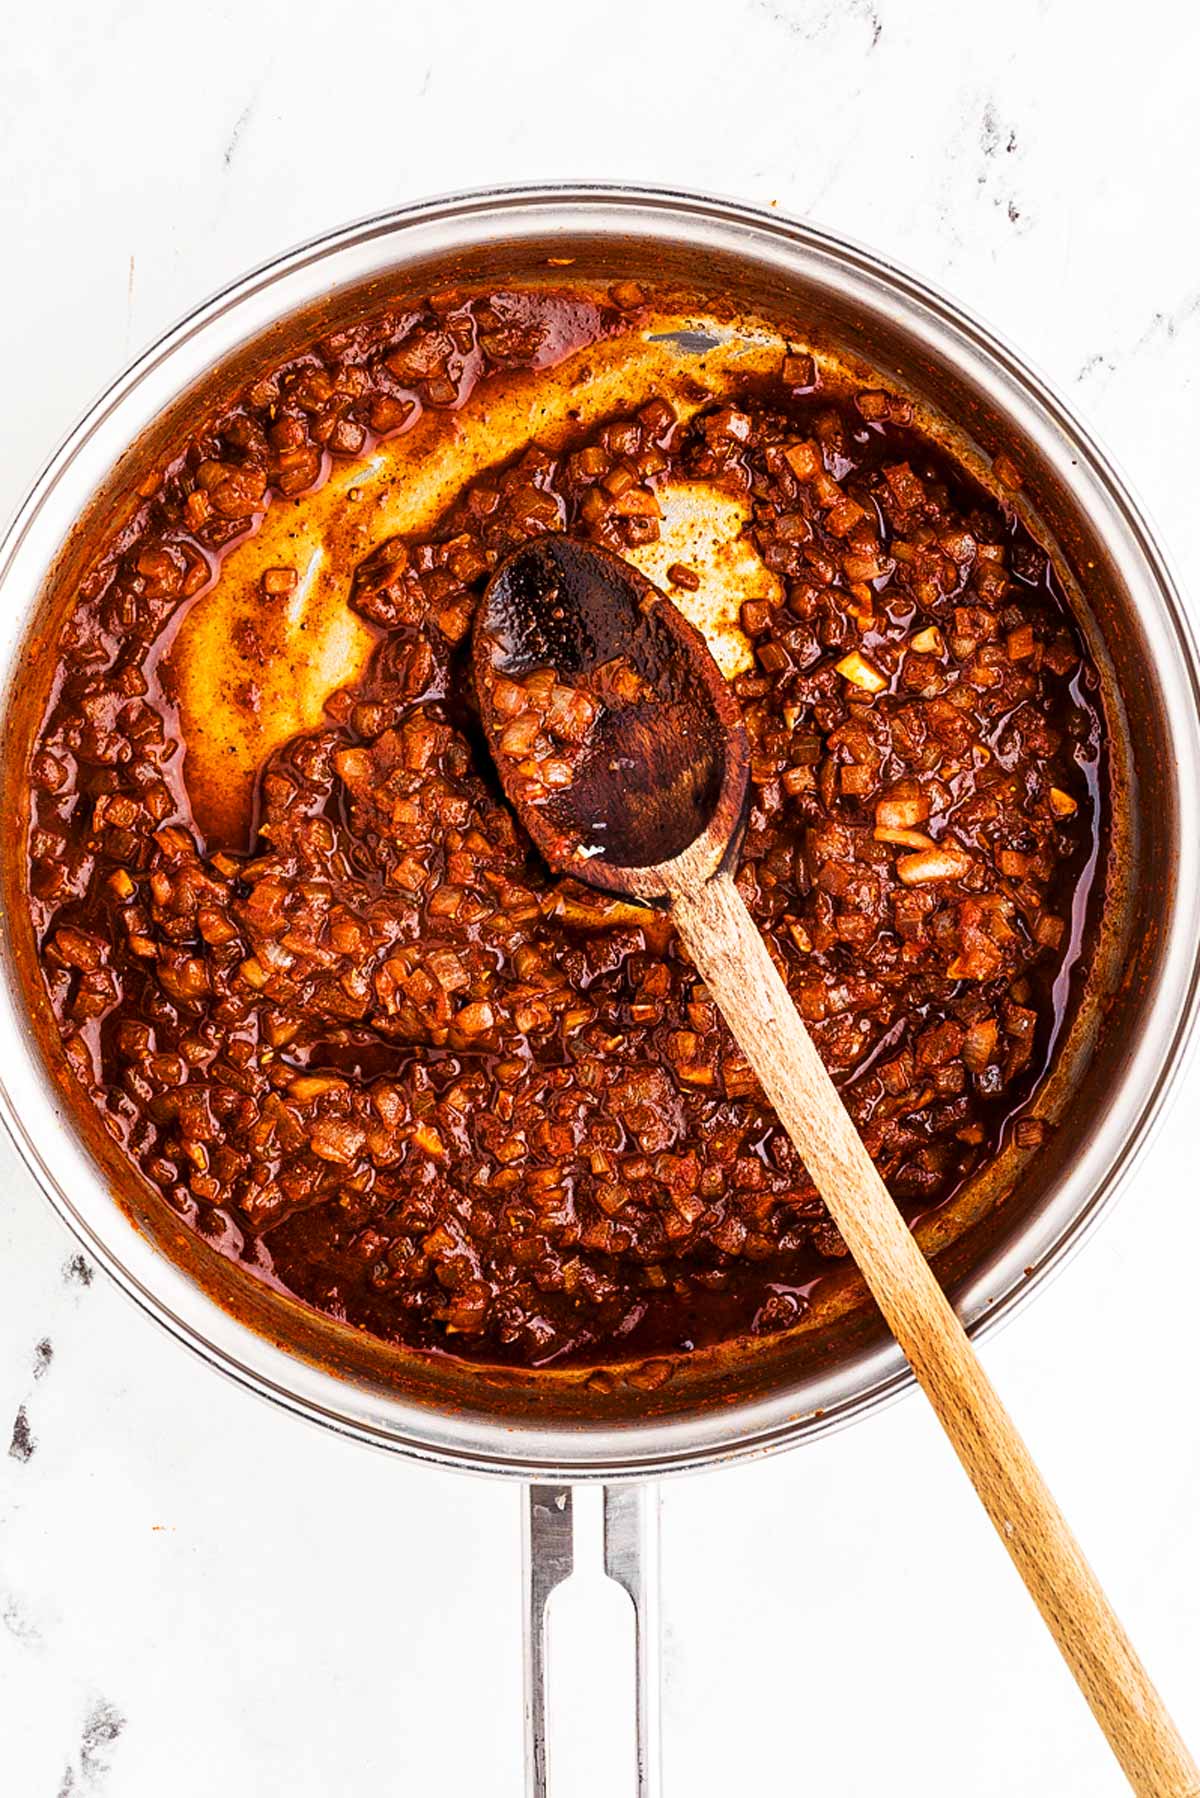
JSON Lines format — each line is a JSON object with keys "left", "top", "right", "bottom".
{"left": 670, "top": 869, "right": 1198, "bottom": 1798}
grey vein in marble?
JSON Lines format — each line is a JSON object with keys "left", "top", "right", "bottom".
{"left": 1134, "top": 289, "right": 1200, "bottom": 349}
{"left": 1077, "top": 352, "right": 1118, "bottom": 383}
{"left": 1077, "top": 289, "right": 1200, "bottom": 388}
{"left": 8, "top": 1404, "right": 35, "bottom": 1463}
{"left": 223, "top": 100, "right": 254, "bottom": 170}
{"left": 56, "top": 1700, "right": 127, "bottom": 1797}
{"left": 1, "top": 1593, "right": 43, "bottom": 1647}
{"left": 975, "top": 100, "right": 1029, "bottom": 233}
{"left": 752, "top": 0, "right": 882, "bottom": 50}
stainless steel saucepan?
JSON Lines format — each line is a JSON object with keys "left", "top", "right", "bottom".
{"left": 2, "top": 185, "right": 1198, "bottom": 1794}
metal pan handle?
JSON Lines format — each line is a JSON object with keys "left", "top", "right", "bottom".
{"left": 523, "top": 1483, "right": 661, "bottom": 1796}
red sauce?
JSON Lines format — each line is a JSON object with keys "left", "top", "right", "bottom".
{"left": 23, "top": 287, "right": 1105, "bottom": 1366}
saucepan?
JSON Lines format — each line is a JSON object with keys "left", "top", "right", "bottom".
{"left": 2, "top": 184, "right": 1199, "bottom": 1793}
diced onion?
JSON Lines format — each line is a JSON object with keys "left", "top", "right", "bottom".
{"left": 896, "top": 846, "right": 974, "bottom": 885}
{"left": 835, "top": 651, "right": 887, "bottom": 693}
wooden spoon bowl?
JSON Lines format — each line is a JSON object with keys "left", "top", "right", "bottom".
{"left": 473, "top": 534, "right": 747, "bottom": 886}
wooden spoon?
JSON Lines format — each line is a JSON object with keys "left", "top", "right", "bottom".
{"left": 474, "top": 533, "right": 1198, "bottom": 1797}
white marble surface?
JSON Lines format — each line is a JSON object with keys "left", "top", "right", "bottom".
{"left": 4, "top": 2, "right": 1200, "bottom": 1792}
